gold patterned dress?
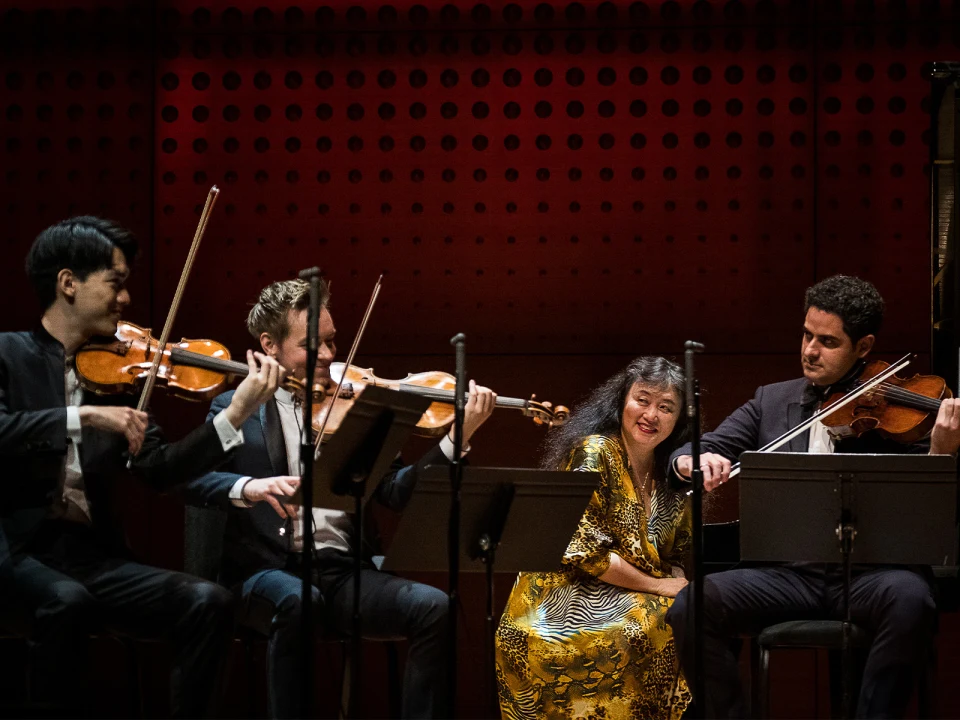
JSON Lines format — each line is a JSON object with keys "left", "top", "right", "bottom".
{"left": 495, "top": 435, "right": 692, "bottom": 720}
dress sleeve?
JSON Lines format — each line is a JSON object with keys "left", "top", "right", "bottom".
{"left": 665, "top": 500, "right": 693, "bottom": 573}
{"left": 560, "top": 438, "right": 617, "bottom": 578}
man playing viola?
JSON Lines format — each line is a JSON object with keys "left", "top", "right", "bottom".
{"left": 0, "top": 216, "right": 284, "bottom": 717}
{"left": 185, "top": 278, "right": 497, "bottom": 719}
{"left": 666, "top": 275, "right": 960, "bottom": 718}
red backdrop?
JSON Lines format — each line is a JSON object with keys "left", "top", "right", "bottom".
{"left": 1, "top": 1, "right": 956, "bottom": 717}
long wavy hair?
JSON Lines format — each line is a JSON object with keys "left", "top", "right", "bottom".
{"left": 541, "top": 356, "right": 690, "bottom": 484}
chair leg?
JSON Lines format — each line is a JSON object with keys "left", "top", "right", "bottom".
{"left": 244, "top": 635, "right": 256, "bottom": 720}
{"left": 385, "top": 642, "right": 402, "bottom": 718}
{"left": 759, "top": 647, "right": 770, "bottom": 720}
{"left": 339, "top": 641, "right": 350, "bottom": 720}
{"left": 749, "top": 639, "right": 760, "bottom": 718}
{"left": 918, "top": 642, "right": 937, "bottom": 719}
{"left": 122, "top": 637, "right": 144, "bottom": 719}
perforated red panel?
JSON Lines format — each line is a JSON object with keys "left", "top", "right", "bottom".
{"left": 150, "top": 0, "right": 954, "bottom": 362}
{"left": 815, "top": 12, "right": 946, "bottom": 352}
{"left": 154, "top": 1, "right": 817, "bottom": 358}
{"left": 4, "top": 2, "right": 960, "bottom": 716}
{"left": 0, "top": 4, "right": 153, "bottom": 329}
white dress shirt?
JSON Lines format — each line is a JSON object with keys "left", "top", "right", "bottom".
{"left": 806, "top": 410, "right": 836, "bottom": 455}
{"left": 50, "top": 358, "right": 245, "bottom": 524}
{"left": 229, "top": 387, "right": 463, "bottom": 554}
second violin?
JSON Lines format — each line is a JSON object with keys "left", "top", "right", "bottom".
{"left": 310, "top": 362, "right": 569, "bottom": 440}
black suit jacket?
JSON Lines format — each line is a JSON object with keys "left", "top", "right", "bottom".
{"left": 670, "top": 377, "right": 927, "bottom": 471}
{"left": 184, "top": 389, "right": 450, "bottom": 587}
{"left": 0, "top": 326, "right": 232, "bottom": 568}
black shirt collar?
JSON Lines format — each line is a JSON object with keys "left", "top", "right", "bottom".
{"left": 31, "top": 323, "right": 66, "bottom": 358}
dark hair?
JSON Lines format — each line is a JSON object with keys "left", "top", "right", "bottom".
{"left": 246, "top": 278, "right": 331, "bottom": 343}
{"left": 804, "top": 274, "right": 884, "bottom": 342}
{"left": 541, "top": 356, "right": 689, "bottom": 481}
{"left": 25, "top": 216, "right": 138, "bottom": 310}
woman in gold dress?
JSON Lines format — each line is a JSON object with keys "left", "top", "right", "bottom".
{"left": 495, "top": 356, "right": 692, "bottom": 720}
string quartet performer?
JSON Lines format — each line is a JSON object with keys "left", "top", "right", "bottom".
{"left": 182, "top": 278, "right": 498, "bottom": 720}
{"left": 666, "top": 275, "right": 960, "bottom": 719}
{"left": 5, "top": 216, "right": 960, "bottom": 720}
{"left": 0, "top": 217, "right": 284, "bottom": 717}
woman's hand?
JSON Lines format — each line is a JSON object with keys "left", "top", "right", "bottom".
{"left": 653, "top": 577, "right": 689, "bottom": 598}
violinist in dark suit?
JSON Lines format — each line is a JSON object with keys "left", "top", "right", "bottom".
{"left": 185, "top": 278, "right": 497, "bottom": 719}
{"left": 0, "top": 217, "right": 283, "bottom": 717}
{"left": 666, "top": 275, "right": 960, "bottom": 718}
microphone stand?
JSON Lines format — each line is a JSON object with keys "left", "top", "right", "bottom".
{"left": 298, "top": 266, "right": 322, "bottom": 719}
{"left": 684, "top": 340, "right": 706, "bottom": 718}
{"left": 447, "top": 332, "right": 466, "bottom": 716}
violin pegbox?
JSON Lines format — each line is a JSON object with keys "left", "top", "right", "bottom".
{"left": 523, "top": 394, "right": 570, "bottom": 427}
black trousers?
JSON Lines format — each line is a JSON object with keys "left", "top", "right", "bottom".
{"left": 666, "top": 564, "right": 937, "bottom": 719}
{"left": 0, "top": 521, "right": 235, "bottom": 718}
{"left": 237, "top": 550, "right": 449, "bottom": 719}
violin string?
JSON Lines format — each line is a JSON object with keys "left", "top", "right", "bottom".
{"left": 876, "top": 389, "right": 940, "bottom": 410}
{"left": 844, "top": 377, "right": 942, "bottom": 411}
{"left": 871, "top": 388, "right": 939, "bottom": 411}
{"left": 872, "top": 382, "right": 942, "bottom": 410}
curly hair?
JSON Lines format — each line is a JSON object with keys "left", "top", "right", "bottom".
{"left": 246, "top": 278, "right": 330, "bottom": 343}
{"left": 804, "top": 275, "right": 884, "bottom": 342}
{"left": 541, "top": 356, "right": 690, "bottom": 483}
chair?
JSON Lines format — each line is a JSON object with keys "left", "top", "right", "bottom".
{"left": 184, "top": 504, "right": 402, "bottom": 719}
{"left": 754, "top": 620, "right": 935, "bottom": 719}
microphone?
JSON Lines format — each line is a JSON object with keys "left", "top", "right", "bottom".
{"left": 450, "top": 333, "right": 466, "bottom": 414}
{"left": 684, "top": 341, "right": 704, "bottom": 419}
{"left": 299, "top": 267, "right": 321, "bottom": 357}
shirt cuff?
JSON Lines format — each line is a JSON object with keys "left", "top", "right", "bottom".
{"left": 439, "top": 433, "right": 470, "bottom": 461}
{"left": 229, "top": 477, "right": 254, "bottom": 508}
{"left": 66, "top": 406, "right": 82, "bottom": 442}
{"left": 213, "top": 410, "right": 245, "bottom": 452}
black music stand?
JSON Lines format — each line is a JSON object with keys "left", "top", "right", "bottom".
{"left": 305, "top": 385, "right": 432, "bottom": 718}
{"left": 739, "top": 451, "right": 958, "bottom": 719}
{"left": 383, "top": 467, "right": 599, "bottom": 717}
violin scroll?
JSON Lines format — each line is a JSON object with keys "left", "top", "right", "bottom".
{"left": 523, "top": 394, "right": 570, "bottom": 428}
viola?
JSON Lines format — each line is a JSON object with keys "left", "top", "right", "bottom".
{"left": 310, "top": 363, "right": 570, "bottom": 440}
{"left": 75, "top": 321, "right": 310, "bottom": 401}
{"left": 820, "top": 359, "right": 952, "bottom": 444}
{"left": 723, "top": 353, "right": 945, "bottom": 482}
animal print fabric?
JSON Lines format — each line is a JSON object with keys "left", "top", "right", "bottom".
{"left": 495, "top": 435, "right": 691, "bottom": 720}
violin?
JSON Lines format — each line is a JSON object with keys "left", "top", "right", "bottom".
{"left": 820, "top": 359, "right": 952, "bottom": 444}
{"left": 723, "top": 354, "right": 946, "bottom": 482}
{"left": 75, "top": 321, "right": 313, "bottom": 401}
{"left": 309, "top": 363, "right": 569, "bottom": 440}
{"left": 75, "top": 324, "right": 568, "bottom": 439}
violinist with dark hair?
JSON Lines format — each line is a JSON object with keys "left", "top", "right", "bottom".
{"left": 184, "top": 278, "right": 497, "bottom": 719}
{"left": 0, "top": 217, "right": 283, "bottom": 717}
{"left": 666, "top": 275, "right": 960, "bottom": 719}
